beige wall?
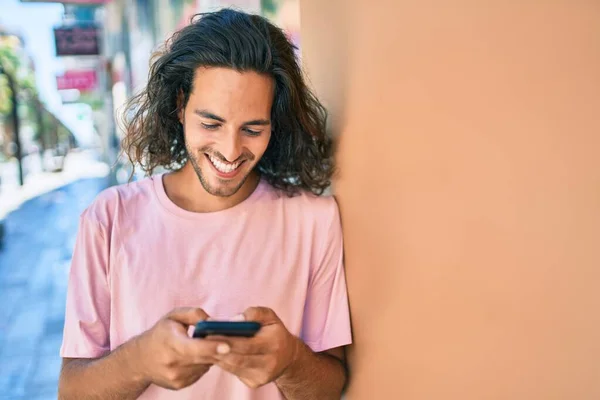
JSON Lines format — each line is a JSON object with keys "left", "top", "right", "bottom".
{"left": 300, "top": 1, "right": 600, "bottom": 399}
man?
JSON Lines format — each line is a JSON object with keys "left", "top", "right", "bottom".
{"left": 58, "top": 8, "right": 351, "bottom": 400}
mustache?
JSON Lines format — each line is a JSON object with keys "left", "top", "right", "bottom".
{"left": 199, "top": 147, "right": 255, "bottom": 163}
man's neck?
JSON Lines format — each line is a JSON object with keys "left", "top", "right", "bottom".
{"left": 163, "top": 163, "right": 260, "bottom": 213}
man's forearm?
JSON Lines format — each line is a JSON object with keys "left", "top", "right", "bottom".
{"left": 58, "top": 337, "right": 151, "bottom": 400}
{"left": 275, "top": 339, "right": 347, "bottom": 400}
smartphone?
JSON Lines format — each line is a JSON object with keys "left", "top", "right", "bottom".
{"left": 192, "top": 321, "right": 261, "bottom": 339}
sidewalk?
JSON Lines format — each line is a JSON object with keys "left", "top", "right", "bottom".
{"left": 0, "top": 152, "right": 110, "bottom": 399}
{"left": 0, "top": 149, "right": 111, "bottom": 220}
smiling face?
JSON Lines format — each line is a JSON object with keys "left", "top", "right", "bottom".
{"left": 180, "top": 67, "right": 274, "bottom": 197}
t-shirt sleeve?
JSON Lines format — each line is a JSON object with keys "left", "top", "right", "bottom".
{"left": 60, "top": 209, "right": 111, "bottom": 358}
{"left": 301, "top": 198, "right": 352, "bottom": 353}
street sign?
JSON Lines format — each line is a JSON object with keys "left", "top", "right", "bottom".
{"left": 54, "top": 24, "right": 100, "bottom": 56}
{"left": 56, "top": 70, "right": 98, "bottom": 91}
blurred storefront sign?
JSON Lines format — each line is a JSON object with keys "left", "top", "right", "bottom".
{"left": 54, "top": 24, "right": 100, "bottom": 56}
{"left": 56, "top": 70, "right": 98, "bottom": 91}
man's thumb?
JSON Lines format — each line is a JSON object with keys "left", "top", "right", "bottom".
{"left": 167, "top": 307, "right": 209, "bottom": 326}
{"left": 243, "top": 306, "right": 277, "bottom": 324}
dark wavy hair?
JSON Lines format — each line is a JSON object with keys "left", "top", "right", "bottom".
{"left": 121, "top": 8, "right": 334, "bottom": 195}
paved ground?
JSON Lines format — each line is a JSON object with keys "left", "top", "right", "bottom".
{"left": 0, "top": 176, "right": 108, "bottom": 399}
{"left": 0, "top": 150, "right": 111, "bottom": 220}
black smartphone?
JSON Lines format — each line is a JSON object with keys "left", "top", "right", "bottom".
{"left": 192, "top": 321, "right": 261, "bottom": 339}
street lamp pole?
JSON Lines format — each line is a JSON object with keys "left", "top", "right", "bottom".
{"left": 0, "top": 60, "right": 24, "bottom": 186}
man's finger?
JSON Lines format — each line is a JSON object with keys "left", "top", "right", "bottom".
{"left": 204, "top": 335, "right": 271, "bottom": 355}
{"left": 243, "top": 307, "right": 278, "bottom": 325}
{"left": 179, "top": 337, "right": 230, "bottom": 364}
{"left": 167, "top": 307, "right": 209, "bottom": 326}
{"left": 217, "top": 353, "right": 268, "bottom": 370}
{"left": 215, "top": 357, "right": 240, "bottom": 376}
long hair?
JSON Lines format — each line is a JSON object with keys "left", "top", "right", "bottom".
{"left": 121, "top": 8, "right": 334, "bottom": 195}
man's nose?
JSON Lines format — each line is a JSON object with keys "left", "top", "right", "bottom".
{"left": 219, "top": 130, "right": 243, "bottom": 162}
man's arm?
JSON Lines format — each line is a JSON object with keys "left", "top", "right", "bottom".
{"left": 59, "top": 338, "right": 150, "bottom": 400}
{"left": 275, "top": 344, "right": 347, "bottom": 400}
{"left": 59, "top": 308, "right": 223, "bottom": 399}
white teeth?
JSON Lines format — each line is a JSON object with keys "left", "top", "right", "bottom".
{"left": 208, "top": 154, "right": 241, "bottom": 174}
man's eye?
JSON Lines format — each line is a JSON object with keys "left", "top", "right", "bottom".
{"left": 243, "top": 128, "right": 262, "bottom": 136}
{"left": 201, "top": 123, "right": 220, "bottom": 130}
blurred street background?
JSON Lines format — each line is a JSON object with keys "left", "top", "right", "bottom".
{"left": 0, "top": 0, "right": 300, "bottom": 398}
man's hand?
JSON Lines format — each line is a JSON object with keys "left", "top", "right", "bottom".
{"left": 133, "top": 307, "right": 226, "bottom": 390}
{"left": 205, "top": 307, "right": 300, "bottom": 389}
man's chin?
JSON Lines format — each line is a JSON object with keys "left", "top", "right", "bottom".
{"left": 207, "top": 183, "right": 241, "bottom": 197}
{"left": 202, "top": 172, "right": 251, "bottom": 198}
{"left": 189, "top": 158, "right": 256, "bottom": 198}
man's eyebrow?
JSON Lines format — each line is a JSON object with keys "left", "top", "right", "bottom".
{"left": 242, "top": 119, "right": 270, "bottom": 126}
{"left": 193, "top": 109, "right": 226, "bottom": 122}
{"left": 194, "top": 109, "right": 270, "bottom": 126}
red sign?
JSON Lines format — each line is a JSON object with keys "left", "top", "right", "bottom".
{"left": 56, "top": 70, "right": 98, "bottom": 91}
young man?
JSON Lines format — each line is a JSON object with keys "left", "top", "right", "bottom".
{"left": 58, "top": 8, "right": 351, "bottom": 400}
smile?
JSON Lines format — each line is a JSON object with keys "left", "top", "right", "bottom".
{"left": 205, "top": 154, "right": 244, "bottom": 175}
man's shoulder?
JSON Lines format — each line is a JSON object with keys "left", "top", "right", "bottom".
{"left": 81, "top": 176, "right": 156, "bottom": 226}
{"left": 265, "top": 184, "right": 340, "bottom": 224}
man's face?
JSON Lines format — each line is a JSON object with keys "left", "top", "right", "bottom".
{"left": 181, "top": 67, "right": 273, "bottom": 197}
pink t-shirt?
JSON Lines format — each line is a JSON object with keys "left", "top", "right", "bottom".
{"left": 60, "top": 174, "right": 351, "bottom": 399}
